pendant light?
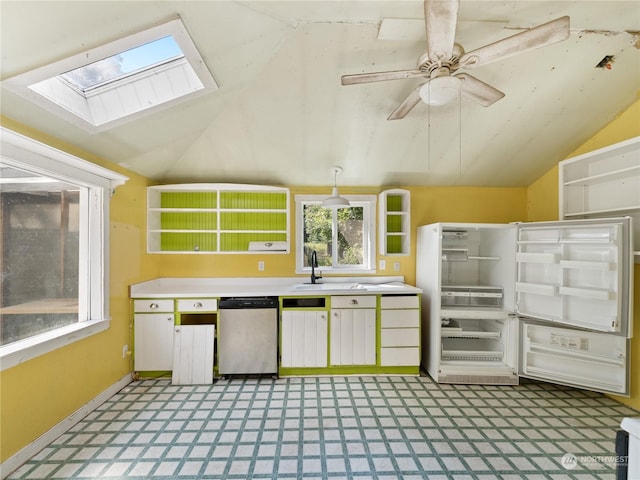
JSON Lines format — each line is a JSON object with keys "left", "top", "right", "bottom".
{"left": 322, "top": 166, "right": 350, "bottom": 208}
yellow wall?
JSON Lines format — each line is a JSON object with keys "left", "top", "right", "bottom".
{"left": 157, "top": 185, "right": 527, "bottom": 287}
{"left": 526, "top": 99, "right": 640, "bottom": 410}
{"left": 0, "top": 118, "right": 158, "bottom": 463}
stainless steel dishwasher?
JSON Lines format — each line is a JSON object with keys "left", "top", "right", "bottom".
{"left": 218, "top": 297, "right": 279, "bottom": 377}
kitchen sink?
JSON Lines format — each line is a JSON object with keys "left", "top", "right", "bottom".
{"left": 293, "top": 282, "right": 367, "bottom": 291}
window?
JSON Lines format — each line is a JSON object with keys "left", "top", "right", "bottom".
{"left": 295, "top": 195, "right": 376, "bottom": 274}
{"left": 3, "top": 18, "right": 217, "bottom": 131}
{"left": 0, "top": 127, "right": 127, "bottom": 369}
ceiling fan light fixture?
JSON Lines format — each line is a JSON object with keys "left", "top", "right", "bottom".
{"left": 322, "top": 166, "right": 350, "bottom": 208}
{"left": 419, "top": 76, "right": 462, "bottom": 106}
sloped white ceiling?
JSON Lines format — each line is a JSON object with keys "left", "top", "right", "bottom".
{"left": 1, "top": 1, "right": 639, "bottom": 187}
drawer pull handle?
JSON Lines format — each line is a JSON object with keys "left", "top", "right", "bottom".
{"left": 167, "top": 317, "right": 173, "bottom": 321}
{"left": 351, "top": 299, "right": 358, "bottom": 305}
{"left": 194, "top": 302, "right": 203, "bottom": 308}
{"left": 149, "top": 303, "right": 159, "bottom": 310}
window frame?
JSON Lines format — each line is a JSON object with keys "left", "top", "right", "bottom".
{"left": 0, "top": 127, "right": 127, "bottom": 371}
{"left": 295, "top": 195, "right": 377, "bottom": 275}
{"left": 3, "top": 18, "right": 217, "bottom": 132}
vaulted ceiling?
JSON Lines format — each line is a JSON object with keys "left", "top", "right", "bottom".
{"left": 1, "top": 1, "right": 639, "bottom": 187}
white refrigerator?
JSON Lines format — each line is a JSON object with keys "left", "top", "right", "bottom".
{"left": 416, "top": 217, "right": 633, "bottom": 395}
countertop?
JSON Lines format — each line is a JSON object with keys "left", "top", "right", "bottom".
{"left": 130, "top": 276, "right": 422, "bottom": 298}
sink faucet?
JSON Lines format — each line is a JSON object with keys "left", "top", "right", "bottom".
{"left": 310, "top": 250, "right": 322, "bottom": 284}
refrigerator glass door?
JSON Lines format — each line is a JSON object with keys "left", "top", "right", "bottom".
{"left": 516, "top": 218, "right": 631, "bottom": 334}
{"left": 520, "top": 321, "right": 628, "bottom": 395}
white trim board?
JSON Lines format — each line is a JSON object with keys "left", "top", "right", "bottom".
{"left": 0, "top": 373, "right": 132, "bottom": 479}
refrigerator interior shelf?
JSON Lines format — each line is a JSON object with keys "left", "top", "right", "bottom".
{"left": 515, "top": 282, "right": 558, "bottom": 296}
{"left": 559, "top": 238, "right": 612, "bottom": 245}
{"left": 516, "top": 252, "right": 559, "bottom": 264}
{"left": 558, "top": 286, "right": 613, "bottom": 300}
{"left": 442, "top": 350, "right": 503, "bottom": 362}
{"left": 528, "top": 342, "right": 624, "bottom": 366}
{"left": 441, "top": 331, "right": 501, "bottom": 340}
{"left": 559, "top": 260, "right": 614, "bottom": 270}
{"left": 440, "top": 308, "right": 510, "bottom": 320}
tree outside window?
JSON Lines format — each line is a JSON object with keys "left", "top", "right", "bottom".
{"left": 296, "top": 195, "right": 376, "bottom": 273}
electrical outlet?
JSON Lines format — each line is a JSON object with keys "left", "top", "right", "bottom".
{"left": 122, "top": 344, "right": 128, "bottom": 358}
{"left": 379, "top": 260, "right": 386, "bottom": 270}
{"left": 394, "top": 262, "right": 400, "bottom": 272}
{"left": 258, "top": 261, "right": 265, "bottom": 271}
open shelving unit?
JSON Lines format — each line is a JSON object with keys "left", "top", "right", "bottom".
{"left": 147, "top": 184, "right": 289, "bottom": 254}
{"left": 559, "top": 136, "right": 640, "bottom": 262}
{"left": 379, "top": 189, "right": 410, "bottom": 255}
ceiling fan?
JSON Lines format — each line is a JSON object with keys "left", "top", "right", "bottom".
{"left": 341, "top": 0, "right": 570, "bottom": 120}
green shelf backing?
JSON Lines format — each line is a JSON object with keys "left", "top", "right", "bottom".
{"left": 160, "top": 232, "right": 217, "bottom": 252}
{"left": 220, "top": 212, "right": 287, "bottom": 231}
{"left": 220, "top": 192, "right": 287, "bottom": 210}
{"left": 161, "top": 212, "right": 217, "bottom": 230}
{"left": 386, "top": 214, "right": 403, "bottom": 233}
{"left": 385, "top": 235, "right": 403, "bottom": 254}
{"left": 161, "top": 191, "right": 217, "bottom": 209}
{"left": 220, "top": 232, "right": 287, "bottom": 251}
{"left": 386, "top": 195, "right": 403, "bottom": 212}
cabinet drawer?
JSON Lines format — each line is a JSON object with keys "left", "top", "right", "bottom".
{"left": 134, "top": 299, "right": 174, "bottom": 313}
{"left": 380, "top": 295, "right": 419, "bottom": 309}
{"left": 380, "top": 347, "right": 420, "bottom": 366}
{"left": 381, "top": 309, "right": 419, "bottom": 328}
{"left": 331, "top": 295, "right": 376, "bottom": 309}
{"left": 176, "top": 299, "right": 218, "bottom": 312}
{"left": 381, "top": 328, "right": 419, "bottom": 347}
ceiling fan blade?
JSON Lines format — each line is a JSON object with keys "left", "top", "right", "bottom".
{"left": 341, "top": 69, "right": 424, "bottom": 85}
{"left": 424, "top": 0, "right": 459, "bottom": 62}
{"left": 387, "top": 85, "right": 423, "bottom": 120}
{"left": 459, "top": 16, "right": 570, "bottom": 68}
{"left": 456, "top": 73, "right": 505, "bottom": 106}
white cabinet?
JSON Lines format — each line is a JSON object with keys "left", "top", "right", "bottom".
{"left": 379, "top": 189, "right": 410, "bottom": 255}
{"left": 133, "top": 299, "right": 175, "bottom": 371}
{"left": 281, "top": 310, "right": 328, "bottom": 368}
{"left": 380, "top": 295, "right": 420, "bottom": 366}
{"left": 330, "top": 295, "right": 376, "bottom": 365}
{"left": 172, "top": 325, "right": 215, "bottom": 385}
{"left": 559, "top": 136, "right": 640, "bottom": 262}
{"left": 147, "top": 183, "right": 289, "bottom": 254}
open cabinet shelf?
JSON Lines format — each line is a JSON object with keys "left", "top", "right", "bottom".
{"left": 379, "top": 189, "right": 410, "bottom": 256}
{"left": 559, "top": 136, "right": 640, "bottom": 262}
{"left": 147, "top": 184, "right": 290, "bottom": 254}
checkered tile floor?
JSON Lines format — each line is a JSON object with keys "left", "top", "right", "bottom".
{"left": 8, "top": 376, "right": 636, "bottom": 479}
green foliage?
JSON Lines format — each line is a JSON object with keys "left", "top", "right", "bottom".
{"left": 303, "top": 204, "right": 364, "bottom": 266}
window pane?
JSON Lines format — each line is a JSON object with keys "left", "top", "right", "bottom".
{"left": 303, "top": 204, "right": 332, "bottom": 267}
{"left": 60, "top": 35, "right": 183, "bottom": 90}
{"left": 302, "top": 203, "right": 365, "bottom": 269}
{"left": 0, "top": 166, "right": 80, "bottom": 345}
{"left": 337, "top": 207, "right": 364, "bottom": 266}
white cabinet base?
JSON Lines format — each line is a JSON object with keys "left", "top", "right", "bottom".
{"left": 172, "top": 325, "right": 215, "bottom": 385}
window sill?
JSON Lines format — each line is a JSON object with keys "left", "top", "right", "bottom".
{"left": 0, "top": 318, "right": 110, "bottom": 372}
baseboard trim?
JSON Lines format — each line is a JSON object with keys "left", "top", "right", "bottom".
{"left": 1, "top": 373, "right": 132, "bottom": 479}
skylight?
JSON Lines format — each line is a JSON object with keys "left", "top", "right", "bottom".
{"left": 3, "top": 18, "right": 218, "bottom": 131}
{"left": 60, "top": 36, "right": 184, "bottom": 92}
